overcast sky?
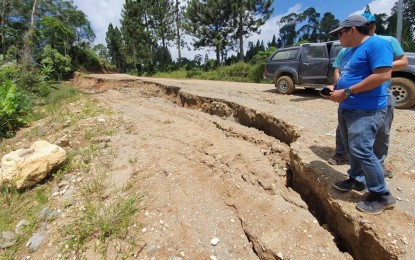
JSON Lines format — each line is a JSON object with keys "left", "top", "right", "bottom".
{"left": 72, "top": 0, "right": 397, "bottom": 60}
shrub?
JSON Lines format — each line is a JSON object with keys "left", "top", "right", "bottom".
{"left": 40, "top": 45, "right": 73, "bottom": 80}
{"left": 71, "top": 46, "right": 104, "bottom": 73}
{"left": 186, "top": 68, "right": 202, "bottom": 78}
{"left": 0, "top": 63, "right": 20, "bottom": 82}
{"left": 0, "top": 80, "right": 30, "bottom": 137}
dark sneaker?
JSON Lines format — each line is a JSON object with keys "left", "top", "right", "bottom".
{"left": 332, "top": 178, "right": 366, "bottom": 192}
{"left": 383, "top": 167, "right": 394, "bottom": 179}
{"left": 327, "top": 153, "right": 348, "bottom": 165}
{"left": 356, "top": 192, "right": 396, "bottom": 215}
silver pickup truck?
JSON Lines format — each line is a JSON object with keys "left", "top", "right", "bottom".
{"left": 263, "top": 41, "right": 415, "bottom": 109}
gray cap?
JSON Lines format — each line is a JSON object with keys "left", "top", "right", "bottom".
{"left": 329, "top": 15, "right": 369, "bottom": 36}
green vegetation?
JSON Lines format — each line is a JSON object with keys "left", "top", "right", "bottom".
{"left": 62, "top": 196, "right": 139, "bottom": 255}
{"left": 0, "top": 80, "right": 30, "bottom": 137}
{"left": 0, "top": 83, "right": 142, "bottom": 258}
{"left": 0, "top": 185, "right": 49, "bottom": 259}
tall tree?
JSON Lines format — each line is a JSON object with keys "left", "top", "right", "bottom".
{"left": 147, "top": 0, "right": 175, "bottom": 66}
{"left": 297, "top": 7, "right": 320, "bottom": 42}
{"left": 184, "top": 0, "right": 234, "bottom": 64}
{"left": 22, "top": 0, "right": 38, "bottom": 69}
{"left": 268, "top": 34, "right": 277, "bottom": 48}
{"left": 93, "top": 43, "right": 109, "bottom": 62}
{"left": 373, "top": 13, "right": 388, "bottom": 35}
{"left": 106, "top": 23, "right": 125, "bottom": 71}
{"left": 120, "top": 0, "right": 151, "bottom": 69}
{"left": 319, "top": 12, "right": 339, "bottom": 42}
{"left": 0, "top": 0, "right": 26, "bottom": 59}
{"left": 230, "top": 0, "right": 273, "bottom": 62}
{"left": 174, "top": 0, "right": 187, "bottom": 63}
{"left": 278, "top": 13, "right": 298, "bottom": 47}
{"left": 1, "top": 0, "right": 9, "bottom": 56}
{"left": 36, "top": 0, "right": 95, "bottom": 52}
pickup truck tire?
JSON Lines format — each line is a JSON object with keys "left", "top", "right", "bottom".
{"left": 275, "top": 76, "right": 295, "bottom": 94}
{"left": 391, "top": 77, "right": 415, "bottom": 109}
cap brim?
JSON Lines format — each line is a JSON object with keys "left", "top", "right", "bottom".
{"left": 329, "top": 26, "right": 344, "bottom": 36}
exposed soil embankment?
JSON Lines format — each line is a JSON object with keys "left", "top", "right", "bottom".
{"left": 72, "top": 73, "right": 415, "bottom": 259}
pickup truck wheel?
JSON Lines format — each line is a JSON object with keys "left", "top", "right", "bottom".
{"left": 391, "top": 77, "right": 415, "bottom": 109}
{"left": 275, "top": 76, "right": 295, "bottom": 94}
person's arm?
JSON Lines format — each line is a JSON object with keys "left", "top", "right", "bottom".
{"left": 334, "top": 68, "right": 340, "bottom": 82}
{"left": 329, "top": 67, "right": 392, "bottom": 102}
{"left": 392, "top": 55, "right": 408, "bottom": 71}
{"left": 321, "top": 50, "right": 344, "bottom": 97}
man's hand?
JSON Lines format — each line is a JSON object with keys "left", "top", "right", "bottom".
{"left": 329, "top": 89, "right": 348, "bottom": 103}
{"left": 319, "top": 85, "right": 335, "bottom": 98}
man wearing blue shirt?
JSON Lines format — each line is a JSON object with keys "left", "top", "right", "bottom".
{"left": 326, "top": 15, "right": 396, "bottom": 214}
{"left": 329, "top": 13, "right": 408, "bottom": 181}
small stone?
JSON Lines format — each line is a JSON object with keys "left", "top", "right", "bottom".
{"left": 210, "top": 256, "right": 218, "bottom": 260}
{"left": 1, "top": 231, "right": 17, "bottom": 249}
{"left": 147, "top": 244, "right": 157, "bottom": 254}
{"left": 277, "top": 252, "right": 284, "bottom": 259}
{"left": 58, "top": 180, "right": 70, "bottom": 188}
{"left": 396, "top": 197, "right": 403, "bottom": 201}
{"left": 390, "top": 239, "right": 397, "bottom": 245}
{"left": 26, "top": 231, "right": 47, "bottom": 252}
{"left": 397, "top": 187, "right": 402, "bottom": 191}
{"left": 210, "top": 237, "right": 220, "bottom": 246}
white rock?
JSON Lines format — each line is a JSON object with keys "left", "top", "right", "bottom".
{"left": 0, "top": 140, "right": 67, "bottom": 189}
{"left": 210, "top": 237, "right": 220, "bottom": 246}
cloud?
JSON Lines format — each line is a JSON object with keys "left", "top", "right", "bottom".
{"left": 351, "top": 0, "right": 396, "bottom": 16}
{"left": 243, "top": 4, "right": 302, "bottom": 54}
{"left": 73, "top": 0, "right": 124, "bottom": 45}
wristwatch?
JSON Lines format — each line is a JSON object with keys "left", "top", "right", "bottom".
{"left": 344, "top": 88, "right": 352, "bottom": 97}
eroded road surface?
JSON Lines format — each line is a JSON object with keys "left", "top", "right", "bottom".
{"left": 74, "top": 74, "right": 415, "bottom": 259}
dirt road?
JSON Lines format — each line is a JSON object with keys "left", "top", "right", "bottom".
{"left": 73, "top": 74, "right": 415, "bottom": 259}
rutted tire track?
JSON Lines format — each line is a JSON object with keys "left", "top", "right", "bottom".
{"left": 73, "top": 74, "right": 415, "bottom": 260}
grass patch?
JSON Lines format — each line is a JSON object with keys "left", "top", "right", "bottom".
{"left": 61, "top": 196, "right": 140, "bottom": 256}
{"left": 151, "top": 62, "right": 272, "bottom": 84}
{"left": 0, "top": 81, "right": 142, "bottom": 259}
{"left": 153, "top": 69, "right": 187, "bottom": 78}
{"left": 0, "top": 185, "right": 49, "bottom": 258}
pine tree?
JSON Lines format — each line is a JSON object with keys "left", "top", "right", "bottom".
{"left": 184, "top": 0, "right": 234, "bottom": 64}
{"left": 230, "top": 0, "right": 274, "bottom": 62}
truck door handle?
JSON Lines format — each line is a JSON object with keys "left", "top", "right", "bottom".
{"left": 303, "top": 62, "right": 310, "bottom": 66}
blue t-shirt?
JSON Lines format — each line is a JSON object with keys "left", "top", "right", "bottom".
{"left": 333, "top": 34, "right": 404, "bottom": 68}
{"left": 336, "top": 36, "right": 393, "bottom": 109}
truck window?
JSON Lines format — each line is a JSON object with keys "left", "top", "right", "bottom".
{"left": 271, "top": 49, "right": 299, "bottom": 61}
{"left": 304, "top": 46, "right": 327, "bottom": 59}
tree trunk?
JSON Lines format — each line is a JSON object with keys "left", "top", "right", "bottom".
{"left": 175, "top": 0, "right": 181, "bottom": 64}
{"left": 1, "top": 0, "right": 8, "bottom": 56}
{"left": 215, "top": 45, "right": 220, "bottom": 65}
{"left": 239, "top": 12, "right": 244, "bottom": 62}
{"left": 23, "top": 0, "right": 38, "bottom": 68}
